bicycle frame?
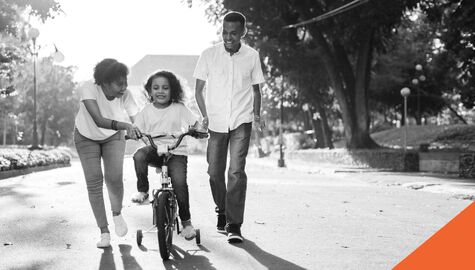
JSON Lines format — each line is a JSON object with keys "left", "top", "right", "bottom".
{"left": 131, "top": 125, "right": 208, "bottom": 259}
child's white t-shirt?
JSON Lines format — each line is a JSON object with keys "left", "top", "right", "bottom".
{"left": 134, "top": 102, "right": 198, "bottom": 156}
{"left": 75, "top": 81, "right": 139, "bottom": 140}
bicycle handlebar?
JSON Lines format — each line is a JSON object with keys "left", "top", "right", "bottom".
{"left": 125, "top": 127, "right": 208, "bottom": 153}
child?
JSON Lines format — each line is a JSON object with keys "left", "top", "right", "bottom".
{"left": 132, "top": 70, "right": 200, "bottom": 239}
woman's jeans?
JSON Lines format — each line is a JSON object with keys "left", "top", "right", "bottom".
{"left": 133, "top": 146, "right": 191, "bottom": 221}
{"left": 207, "top": 122, "right": 252, "bottom": 226}
{"left": 74, "top": 129, "right": 126, "bottom": 228}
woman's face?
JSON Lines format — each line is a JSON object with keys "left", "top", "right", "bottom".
{"left": 103, "top": 77, "right": 127, "bottom": 98}
{"left": 150, "top": 76, "right": 171, "bottom": 107}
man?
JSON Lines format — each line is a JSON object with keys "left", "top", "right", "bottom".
{"left": 194, "top": 11, "right": 265, "bottom": 243}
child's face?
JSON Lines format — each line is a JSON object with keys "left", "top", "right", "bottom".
{"left": 150, "top": 76, "right": 171, "bottom": 106}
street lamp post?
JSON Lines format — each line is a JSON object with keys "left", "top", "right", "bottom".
{"left": 27, "top": 28, "right": 64, "bottom": 150}
{"left": 277, "top": 74, "right": 286, "bottom": 167}
{"left": 28, "top": 28, "right": 40, "bottom": 150}
{"left": 412, "top": 64, "right": 426, "bottom": 124}
{"left": 400, "top": 87, "right": 411, "bottom": 151}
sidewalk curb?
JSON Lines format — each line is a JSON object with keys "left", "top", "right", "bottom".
{"left": 0, "top": 163, "right": 71, "bottom": 180}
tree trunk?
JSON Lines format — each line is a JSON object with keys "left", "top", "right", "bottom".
{"left": 352, "top": 27, "right": 379, "bottom": 149}
{"left": 40, "top": 111, "right": 48, "bottom": 146}
{"left": 313, "top": 117, "right": 325, "bottom": 148}
{"left": 314, "top": 101, "right": 334, "bottom": 149}
{"left": 310, "top": 27, "right": 378, "bottom": 149}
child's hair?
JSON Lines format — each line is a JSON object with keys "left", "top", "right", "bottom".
{"left": 144, "top": 70, "right": 184, "bottom": 104}
{"left": 93, "top": 58, "right": 128, "bottom": 85}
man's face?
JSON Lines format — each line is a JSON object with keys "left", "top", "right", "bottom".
{"left": 222, "top": 21, "right": 244, "bottom": 52}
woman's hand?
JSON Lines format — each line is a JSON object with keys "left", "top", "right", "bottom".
{"left": 126, "top": 124, "right": 141, "bottom": 140}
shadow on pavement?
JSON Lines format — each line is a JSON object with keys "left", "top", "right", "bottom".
{"left": 120, "top": 244, "right": 143, "bottom": 270}
{"left": 99, "top": 247, "right": 116, "bottom": 270}
{"left": 6, "top": 261, "right": 52, "bottom": 270}
{"left": 163, "top": 244, "right": 216, "bottom": 270}
{"left": 234, "top": 239, "right": 307, "bottom": 270}
{"left": 98, "top": 245, "right": 144, "bottom": 270}
{"left": 0, "top": 184, "right": 36, "bottom": 205}
{"left": 56, "top": 181, "right": 76, "bottom": 186}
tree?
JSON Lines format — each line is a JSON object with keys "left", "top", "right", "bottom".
{"left": 197, "top": 0, "right": 419, "bottom": 148}
{"left": 370, "top": 14, "right": 446, "bottom": 125}
{"left": 0, "top": 0, "right": 61, "bottom": 35}
{"left": 11, "top": 57, "right": 78, "bottom": 146}
{"left": 422, "top": 0, "right": 475, "bottom": 109}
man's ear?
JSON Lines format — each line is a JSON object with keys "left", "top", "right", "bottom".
{"left": 241, "top": 26, "right": 247, "bottom": 38}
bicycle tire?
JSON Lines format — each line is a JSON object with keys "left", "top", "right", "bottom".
{"left": 156, "top": 191, "right": 173, "bottom": 260}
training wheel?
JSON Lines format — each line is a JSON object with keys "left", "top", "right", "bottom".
{"left": 195, "top": 228, "right": 201, "bottom": 245}
{"left": 136, "top": 229, "right": 143, "bottom": 246}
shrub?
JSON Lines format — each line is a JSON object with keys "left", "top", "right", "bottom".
{"left": 0, "top": 148, "right": 71, "bottom": 171}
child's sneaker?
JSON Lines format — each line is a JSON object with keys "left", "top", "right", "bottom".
{"left": 96, "top": 233, "right": 111, "bottom": 248}
{"left": 181, "top": 220, "right": 196, "bottom": 240}
{"left": 131, "top": 192, "right": 149, "bottom": 203}
{"left": 113, "top": 214, "right": 128, "bottom": 237}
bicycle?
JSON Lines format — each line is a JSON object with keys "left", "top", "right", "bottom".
{"left": 127, "top": 123, "right": 208, "bottom": 260}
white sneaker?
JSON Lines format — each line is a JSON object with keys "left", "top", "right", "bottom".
{"left": 113, "top": 214, "right": 128, "bottom": 237}
{"left": 182, "top": 224, "right": 196, "bottom": 240}
{"left": 96, "top": 233, "right": 111, "bottom": 248}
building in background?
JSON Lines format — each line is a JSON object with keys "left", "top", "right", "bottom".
{"left": 128, "top": 54, "right": 199, "bottom": 109}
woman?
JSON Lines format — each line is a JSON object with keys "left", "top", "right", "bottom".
{"left": 74, "top": 58, "right": 141, "bottom": 248}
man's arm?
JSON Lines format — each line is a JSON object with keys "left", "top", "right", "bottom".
{"left": 194, "top": 79, "right": 209, "bottom": 128}
{"left": 252, "top": 84, "right": 264, "bottom": 133}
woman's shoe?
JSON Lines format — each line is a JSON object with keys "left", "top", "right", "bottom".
{"left": 131, "top": 192, "right": 149, "bottom": 204}
{"left": 96, "top": 233, "right": 111, "bottom": 248}
{"left": 113, "top": 214, "right": 128, "bottom": 237}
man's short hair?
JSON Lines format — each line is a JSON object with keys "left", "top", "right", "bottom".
{"left": 223, "top": 11, "right": 246, "bottom": 28}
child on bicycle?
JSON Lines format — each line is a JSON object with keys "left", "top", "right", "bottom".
{"left": 132, "top": 70, "right": 201, "bottom": 239}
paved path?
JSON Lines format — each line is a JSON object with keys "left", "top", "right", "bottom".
{"left": 0, "top": 155, "right": 472, "bottom": 269}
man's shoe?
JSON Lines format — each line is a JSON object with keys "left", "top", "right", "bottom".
{"left": 227, "top": 232, "right": 243, "bottom": 243}
{"left": 96, "top": 233, "right": 111, "bottom": 248}
{"left": 217, "top": 214, "right": 226, "bottom": 233}
{"left": 226, "top": 224, "right": 243, "bottom": 243}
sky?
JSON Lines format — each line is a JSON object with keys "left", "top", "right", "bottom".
{"left": 31, "top": 0, "right": 220, "bottom": 82}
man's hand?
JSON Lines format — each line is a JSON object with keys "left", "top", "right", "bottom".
{"left": 201, "top": 116, "right": 209, "bottom": 130}
{"left": 253, "top": 115, "right": 265, "bottom": 134}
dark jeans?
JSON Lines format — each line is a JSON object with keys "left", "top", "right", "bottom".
{"left": 207, "top": 122, "right": 252, "bottom": 226}
{"left": 133, "top": 146, "right": 190, "bottom": 221}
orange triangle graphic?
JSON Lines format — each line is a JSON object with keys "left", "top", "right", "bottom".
{"left": 393, "top": 202, "right": 475, "bottom": 269}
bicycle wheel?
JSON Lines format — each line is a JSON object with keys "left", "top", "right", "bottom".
{"left": 156, "top": 191, "right": 173, "bottom": 260}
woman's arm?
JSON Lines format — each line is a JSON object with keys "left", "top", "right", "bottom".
{"left": 83, "top": 99, "right": 140, "bottom": 138}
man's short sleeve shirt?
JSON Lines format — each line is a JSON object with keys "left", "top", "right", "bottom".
{"left": 193, "top": 42, "right": 265, "bottom": 132}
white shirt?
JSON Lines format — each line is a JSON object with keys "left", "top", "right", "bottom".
{"left": 75, "top": 81, "right": 139, "bottom": 140}
{"left": 193, "top": 42, "right": 265, "bottom": 133}
{"left": 134, "top": 102, "right": 198, "bottom": 156}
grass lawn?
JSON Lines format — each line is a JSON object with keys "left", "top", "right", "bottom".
{"left": 371, "top": 124, "right": 475, "bottom": 150}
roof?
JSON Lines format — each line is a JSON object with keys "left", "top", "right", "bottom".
{"left": 128, "top": 54, "right": 199, "bottom": 88}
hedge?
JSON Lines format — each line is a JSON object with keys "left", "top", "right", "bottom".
{"left": 282, "top": 148, "right": 419, "bottom": 172}
{"left": 0, "top": 148, "right": 71, "bottom": 172}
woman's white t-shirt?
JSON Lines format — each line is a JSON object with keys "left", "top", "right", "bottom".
{"left": 134, "top": 102, "right": 198, "bottom": 156}
{"left": 75, "top": 81, "right": 139, "bottom": 140}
